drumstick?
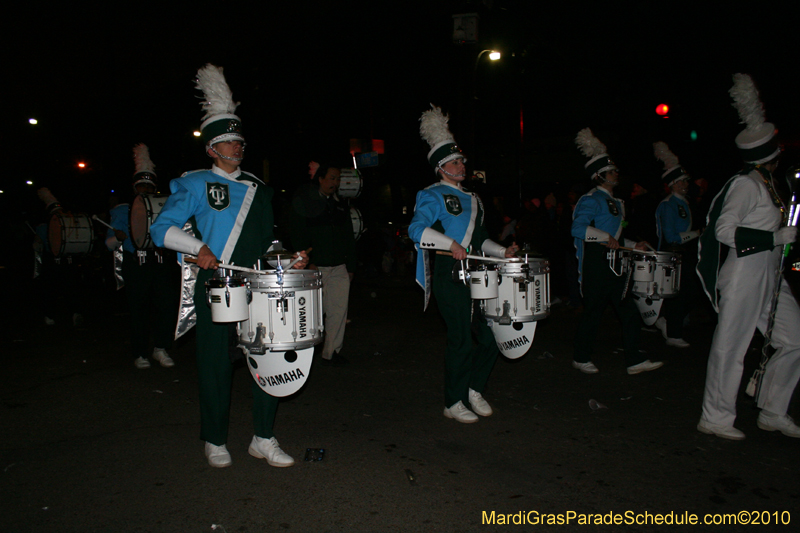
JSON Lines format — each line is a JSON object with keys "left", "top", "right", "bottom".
{"left": 286, "top": 247, "right": 313, "bottom": 269}
{"left": 92, "top": 215, "right": 116, "bottom": 231}
{"left": 184, "top": 257, "right": 264, "bottom": 274}
{"left": 435, "top": 250, "right": 512, "bottom": 263}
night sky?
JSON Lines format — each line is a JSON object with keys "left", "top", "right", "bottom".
{"left": 5, "top": 1, "right": 799, "bottom": 224}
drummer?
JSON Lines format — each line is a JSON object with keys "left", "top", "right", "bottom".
{"left": 653, "top": 142, "right": 700, "bottom": 348}
{"left": 409, "top": 105, "right": 518, "bottom": 424}
{"left": 105, "top": 144, "right": 180, "bottom": 369}
{"left": 150, "top": 65, "right": 308, "bottom": 468}
{"left": 571, "top": 128, "right": 663, "bottom": 375}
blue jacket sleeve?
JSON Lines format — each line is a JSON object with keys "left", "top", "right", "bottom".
{"left": 408, "top": 190, "right": 440, "bottom": 244}
{"left": 571, "top": 196, "right": 597, "bottom": 240}
{"left": 150, "top": 180, "right": 201, "bottom": 248}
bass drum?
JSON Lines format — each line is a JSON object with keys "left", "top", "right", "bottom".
{"left": 338, "top": 169, "right": 362, "bottom": 199}
{"left": 48, "top": 212, "right": 95, "bottom": 257}
{"left": 130, "top": 193, "right": 169, "bottom": 249}
{"left": 350, "top": 207, "right": 366, "bottom": 241}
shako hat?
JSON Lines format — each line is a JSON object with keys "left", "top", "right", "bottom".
{"left": 196, "top": 64, "right": 244, "bottom": 147}
{"left": 420, "top": 104, "right": 464, "bottom": 172}
{"left": 730, "top": 73, "right": 780, "bottom": 164}
{"left": 575, "top": 128, "right": 617, "bottom": 179}
{"left": 132, "top": 143, "right": 157, "bottom": 189}
{"left": 653, "top": 141, "right": 688, "bottom": 187}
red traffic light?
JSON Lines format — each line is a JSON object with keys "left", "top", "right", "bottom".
{"left": 655, "top": 104, "right": 669, "bottom": 116}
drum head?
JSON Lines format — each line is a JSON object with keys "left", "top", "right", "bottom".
{"left": 130, "top": 195, "right": 149, "bottom": 248}
{"left": 488, "top": 320, "right": 537, "bottom": 359}
{"left": 48, "top": 213, "right": 64, "bottom": 252}
{"left": 244, "top": 346, "right": 314, "bottom": 397}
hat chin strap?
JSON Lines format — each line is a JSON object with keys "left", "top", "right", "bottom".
{"left": 208, "top": 144, "right": 245, "bottom": 162}
{"left": 439, "top": 165, "right": 465, "bottom": 179}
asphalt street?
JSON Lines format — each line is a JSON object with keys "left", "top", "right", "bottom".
{"left": 2, "top": 272, "right": 799, "bottom": 532}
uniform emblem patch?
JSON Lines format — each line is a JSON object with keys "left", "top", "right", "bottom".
{"left": 606, "top": 198, "right": 619, "bottom": 217}
{"left": 678, "top": 205, "right": 687, "bottom": 219}
{"left": 443, "top": 194, "right": 463, "bottom": 216}
{"left": 207, "top": 182, "right": 230, "bottom": 211}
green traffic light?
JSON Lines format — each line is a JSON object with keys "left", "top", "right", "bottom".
{"left": 690, "top": 130, "right": 698, "bottom": 141}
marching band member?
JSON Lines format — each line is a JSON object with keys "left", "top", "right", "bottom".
{"left": 653, "top": 142, "right": 699, "bottom": 348}
{"left": 571, "top": 128, "right": 663, "bottom": 375}
{"left": 150, "top": 64, "right": 307, "bottom": 468}
{"left": 408, "top": 105, "right": 517, "bottom": 423}
{"left": 106, "top": 144, "right": 179, "bottom": 369}
{"left": 696, "top": 74, "right": 800, "bottom": 440}
{"left": 290, "top": 162, "right": 356, "bottom": 367}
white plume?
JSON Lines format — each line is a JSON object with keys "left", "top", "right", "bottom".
{"left": 196, "top": 64, "right": 239, "bottom": 121}
{"left": 132, "top": 143, "right": 156, "bottom": 175}
{"left": 37, "top": 187, "right": 59, "bottom": 206}
{"left": 730, "top": 73, "right": 765, "bottom": 132}
{"left": 575, "top": 128, "right": 607, "bottom": 158}
{"left": 653, "top": 141, "right": 679, "bottom": 170}
{"left": 419, "top": 104, "right": 455, "bottom": 148}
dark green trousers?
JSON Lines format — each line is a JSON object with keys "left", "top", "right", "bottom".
{"left": 574, "top": 244, "right": 644, "bottom": 366}
{"left": 121, "top": 251, "right": 179, "bottom": 360}
{"left": 195, "top": 269, "right": 278, "bottom": 446}
{"left": 433, "top": 257, "right": 498, "bottom": 408}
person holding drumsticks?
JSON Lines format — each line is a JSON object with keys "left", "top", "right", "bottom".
{"left": 571, "top": 128, "right": 663, "bottom": 375}
{"left": 105, "top": 144, "right": 179, "bottom": 369}
{"left": 409, "top": 105, "right": 518, "bottom": 424}
{"left": 652, "top": 142, "right": 700, "bottom": 349}
{"left": 150, "top": 64, "right": 308, "bottom": 468}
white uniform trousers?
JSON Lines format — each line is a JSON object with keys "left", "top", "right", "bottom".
{"left": 702, "top": 261, "right": 800, "bottom": 427}
{"left": 319, "top": 264, "right": 350, "bottom": 359}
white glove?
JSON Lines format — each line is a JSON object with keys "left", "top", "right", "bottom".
{"left": 773, "top": 226, "right": 797, "bottom": 246}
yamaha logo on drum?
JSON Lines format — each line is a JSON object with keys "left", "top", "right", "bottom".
{"left": 534, "top": 279, "right": 542, "bottom": 313}
{"left": 298, "top": 303, "right": 308, "bottom": 338}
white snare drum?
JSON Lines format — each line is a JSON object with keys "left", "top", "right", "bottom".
{"left": 482, "top": 258, "right": 550, "bottom": 324}
{"left": 468, "top": 265, "right": 499, "bottom": 299}
{"left": 48, "top": 212, "right": 95, "bottom": 256}
{"left": 631, "top": 252, "right": 656, "bottom": 283}
{"left": 206, "top": 272, "right": 250, "bottom": 323}
{"left": 351, "top": 207, "right": 365, "bottom": 240}
{"left": 130, "top": 193, "right": 168, "bottom": 249}
{"left": 631, "top": 251, "right": 681, "bottom": 300}
{"left": 237, "top": 269, "right": 324, "bottom": 352}
{"left": 338, "top": 169, "right": 362, "bottom": 198}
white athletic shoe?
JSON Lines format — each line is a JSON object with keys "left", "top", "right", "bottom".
{"left": 249, "top": 436, "right": 295, "bottom": 467}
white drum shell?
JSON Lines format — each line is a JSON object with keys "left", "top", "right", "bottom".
{"left": 338, "top": 169, "right": 362, "bottom": 198}
{"left": 631, "top": 253, "right": 656, "bottom": 282}
{"left": 469, "top": 268, "right": 499, "bottom": 299}
{"left": 482, "top": 259, "right": 551, "bottom": 322}
{"left": 238, "top": 270, "right": 324, "bottom": 351}
{"left": 631, "top": 252, "right": 681, "bottom": 300}
{"left": 207, "top": 277, "right": 250, "bottom": 323}
{"left": 48, "top": 212, "right": 95, "bottom": 256}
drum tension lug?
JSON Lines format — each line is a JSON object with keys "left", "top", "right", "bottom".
{"left": 499, "top": 302, "right": 512, "bottom": 326}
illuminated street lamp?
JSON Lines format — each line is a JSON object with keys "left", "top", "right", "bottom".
{"left": 193, "top": 130, "right": 202, "bottom": 137}
{"left": 474, "top": 49, "right": 501, "bottom": 99}
{"left": 29, "top": 118, "right": 38, "bottom": 125}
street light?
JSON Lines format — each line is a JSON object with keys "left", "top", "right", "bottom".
{"left": 471, "top": 50, "right": 501, "bottom": 176}
{"left": 473, "top": 49, "right": 501, "bottom": 99}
